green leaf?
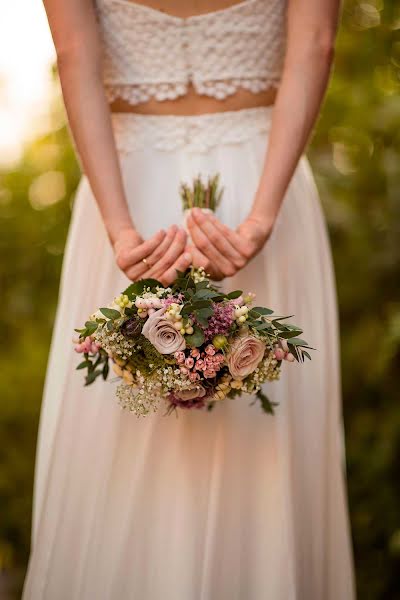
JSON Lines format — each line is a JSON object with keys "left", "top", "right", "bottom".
{"left": 279, "top": 330, "right": 304, "bottom": 339}
{"left": 302, "top": 350, "right": 312, "bottom": 361}
{"left": 193, "top": 288, "right": 219, "bottom": 299}
{"left": 123, "top": 278, "right": 162, "bottom": 298}
{"left": 74, "top": 327, "right": 86, "bottom": 334}
{"left": 285, "top": 337, "right": 308, "bottom": 345}
{"left": 226, "top": 290, "right": 243, "bottom": 299}
{"left": 84, "top": 321, "right": 98, "bottom": 336}
{"left": 190, "top": 300, "right": 213, "bottom": 309}
{"left": 76, "top": 360, "right": 91, "bottom": 370}
{"left": 196, "top": 307, "right": 214, "bottom": 318}
{"left": 252, "top": 322, "right": 272, "bottom": 331}
{"left": 85, "top": 369, "right": 103, "bottom": 385}
{"left": 106, "top": 320, "right": 114, "bottom": 331}
{"left": 102, "top": 360, "right": 109, "bottom": 380}
{"left": 185, "top": 325, "right": 205, "bottom": 348}
{"left": 100, "top": 307, "right": 121, "bottom": 320}
{"left": 272, "top": 316, "right": 294, "bottom": 325}
{"left": 252, "top": 307, "right": 274, "bottom": 315}
{"left": 256, "top": 390, "right": 277, "bottom": 415}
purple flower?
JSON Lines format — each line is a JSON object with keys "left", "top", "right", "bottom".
{"left": 167, "top": 391, "right": 207, "bottom": 410}
{"left": 202, "top": 302, "right": 235, "bottom": 341}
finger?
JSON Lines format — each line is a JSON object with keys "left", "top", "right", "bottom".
{"left": 130, "top": 226, "right": 181, "bottom": 280}
{"left": 145, "top": 225, "right": 178, "bottom": 268}
{"left": 148, "top": 228, "right": 188, "bottom": 278}
{"left": 160, "top": 252, "right": 192, "bottom": 286}
{"left": 118, "top": 229, "right": 167, "bottom": 271}
{"left": 125, "top": 229, "right": 173, "bottom": 281}
{"left": 188, "top": 245, "right": 224, "bottom": 280}
{"left": 187, "top": 216, "right": 236, "bottom": 277}
{"left": 190, "top": 209, "right": 245, "bottom": 268}
{"left": 207, "top": 212, "right": 251, "bottom": 259}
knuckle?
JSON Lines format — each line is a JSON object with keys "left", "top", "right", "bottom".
{"left": 224, "top": 266, "right": 236, "bottom": 277}
{"left": 234, "top": 257, "right": 246, "bottom": 269}
{"left": 197, "top": 239, "right": 208, "bottom": 252}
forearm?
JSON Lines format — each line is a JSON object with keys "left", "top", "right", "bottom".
{"left": 250, "top": 1, "right": 340, "bottom": 230}
{"left": 59, "top": 55, "right": 133, "bottom": 243}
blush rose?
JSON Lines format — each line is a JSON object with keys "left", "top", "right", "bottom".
{"left": 227, "top": 334, "right": 266, "bottom": 379}
{"left": 142, "top": 307, "right": 186, "bottom": 354}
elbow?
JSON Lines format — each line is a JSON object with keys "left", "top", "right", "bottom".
{"left": 315, "top": 31, "right": 336, "bottom": 64}
{"left": 309, "top": 28, "right": 336, "bottom": 65}
{"left": 288, "top": 27, "right": 336, "bottom": 68}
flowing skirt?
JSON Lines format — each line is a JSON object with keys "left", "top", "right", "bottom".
{"left": 23, "top": 107, "right": 355, "bottom": 599}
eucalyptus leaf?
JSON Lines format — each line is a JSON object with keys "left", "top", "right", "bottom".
{"left": 100, "top": 307, "right": 121, "bottom": 321}
{"left": 285, "top": 337, "right": 308, "bottom": 345}
{"left": 252, "top": 307, "right": 274, "bottom": 315}
{"left": 84, "top": 321, "right": 98, "bottom": 336}
{"left": 226, "top": 290, "right": 243, "bottom": 299}
{"left": 76, "top": 360, "right": 92, "bottom": 370}
{"left": 102, "top": 360, "right": 109, "bottom": 380}
{"left": 256, "top": 390, "right": 277, "bottom": 415}
{"left": 279, "top": 330, "right": 304, "bottom": 339}
{"left": 185, "top": 326, "right": 205, "bottom": 348}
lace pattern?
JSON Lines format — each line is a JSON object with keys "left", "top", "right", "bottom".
{"left": 96, "top": 0, "right": 287, "bottom": 105}
{"left": 111, "top": 107, "right": 272, "bottom": 153}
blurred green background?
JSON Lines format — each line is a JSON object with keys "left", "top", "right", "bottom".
{"left": 1, "top": 1, "right": 400, "bottom": 598}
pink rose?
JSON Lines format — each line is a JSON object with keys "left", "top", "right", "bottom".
{"left": 203, "top": 369, "right": 216, "bottom": 378}
{"left": 205, "top": 344, "right": 216, "bottom": 355}
{"left": 142, "top": 307, "right": 186, "bottom": 354}
{"left": 176, "top": 385, "right": 207, "bottom": 401}
{"left": 174, "top": 351, "right": 186, "bottom": 364}
{"left": 185, "top": 357, "right": 195, "bottom": 369}
{"left": 227, "top": 334, "right": 266, "bottom": 379}
{"left": 190, "top": 348, "right": 200, "bottom": 357}
{"left": 195, "top": 359, "right": 205, "bottom": 371}
{"left": 189, "top": 371, "right": 200, "bottom": 382}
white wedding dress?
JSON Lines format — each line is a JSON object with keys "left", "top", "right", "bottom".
{"left": 23, "top": 1, "right": 355, "bottom": 598}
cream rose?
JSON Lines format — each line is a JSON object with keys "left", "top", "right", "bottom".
{"left": 142, "top": 307, "right": 186, "bottom": 354}
{"left": 176, "top": 385, "right": 207, "bottom": 401}
{"left": 227, "top": 334, "right": 266, "bottom": 379}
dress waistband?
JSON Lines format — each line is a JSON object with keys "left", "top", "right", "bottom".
{"left": 111, "top": 106, "right": 272, "bottom": 154}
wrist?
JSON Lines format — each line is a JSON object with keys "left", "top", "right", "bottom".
{"left": 108, "top": 220, "right": 137, "bottom": 246}
{"left": 246, "top": 211, "right": 275, "bottom": 240}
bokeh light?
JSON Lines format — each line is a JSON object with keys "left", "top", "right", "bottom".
{"left": 0, "top": 1, "right": 55, "bottom": 166}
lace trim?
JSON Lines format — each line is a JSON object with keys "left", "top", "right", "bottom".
{"left": 105, "top": 77, "right": 280, "bottom": 105}
{"left": 111, "top": 107, "right": 272, "bottom": 154}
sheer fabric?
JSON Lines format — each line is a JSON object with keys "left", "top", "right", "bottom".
{"left": 95, "top": 0, "right": 287, "bottom": 104}
{"left": 24, "top": 108, "right": 355, "bottom": 599}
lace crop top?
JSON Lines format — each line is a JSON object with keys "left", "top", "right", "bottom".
{"left": 95, "top": 0, "right": 287, "bottom": 105}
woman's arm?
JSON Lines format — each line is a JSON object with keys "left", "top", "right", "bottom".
{"left": 43, "top": 0, "right": 191, "bottom": 283}
{"left": 187, "top": 0, "right": 341, "bottom": 279}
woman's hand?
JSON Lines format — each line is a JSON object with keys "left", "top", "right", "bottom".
{"left": 114, "top": 225, "right": 192, "bottom": 286}
{"left": 186, "top": 208, "right": 272, "bottom": 280}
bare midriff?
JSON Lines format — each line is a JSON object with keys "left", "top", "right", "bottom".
{"left": 109, "top": 84, "right": 277, "bottom": 115}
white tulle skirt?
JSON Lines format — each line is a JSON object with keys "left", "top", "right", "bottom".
{"left": 23, "top": 107, "right": 355, "bottom": 599}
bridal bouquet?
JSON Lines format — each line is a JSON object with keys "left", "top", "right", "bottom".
{"left": 73, "top": 175, "right": 312, "bottom": 416}
{"left": 74, "top": 267, "right": 312, "bottom": 416}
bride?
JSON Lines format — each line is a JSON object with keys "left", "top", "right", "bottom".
{"left": 24, "top": 0, "right": 355, "bottom": 598}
